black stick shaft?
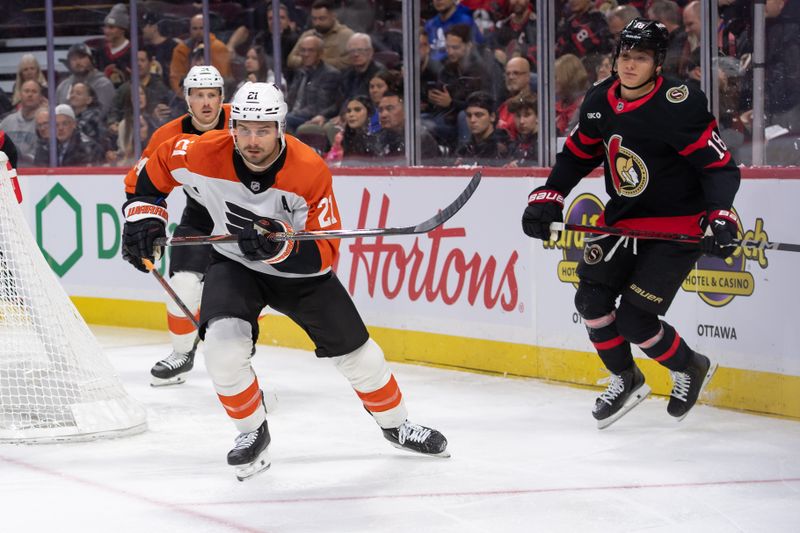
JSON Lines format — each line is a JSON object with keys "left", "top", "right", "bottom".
{"left": 154, "top": 171, "right": 482, "bottom": 248}
{"left": 142, "top": 259, "right": 199, "bottom": 329}
{"left": 550, "top": 223, "right": 800, "bottom": 252}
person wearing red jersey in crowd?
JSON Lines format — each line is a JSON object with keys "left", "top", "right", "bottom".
{"left": 96, "top": 3, "right": 132, "bottom": 88}
{"left": 522, "top": 19, "right": 740, "bottom": 429}
{"left": 489, "top": 0, "right": 537, "bottom": 68}
{"left": 123, "top": 65, "right": 230, "bottom": 387}
{"left": 556, "top": 0, "right": 614, "bottom": 58}
{"left": 496, "top": 56, "right": 533, "bottom": 140}
{"left": 121, "top": 81, "right": 449, "bottom": 480}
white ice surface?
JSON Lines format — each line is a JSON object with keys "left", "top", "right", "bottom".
{"left": 1, "top": 325, "right": 799, "bottom": 533}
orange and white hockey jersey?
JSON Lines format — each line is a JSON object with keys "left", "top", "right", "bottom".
{"left": 123, "top": 104, "right": 232, "bottom": 196}
{"left": 134, "top": 130, "right": 341, "bottom": 278}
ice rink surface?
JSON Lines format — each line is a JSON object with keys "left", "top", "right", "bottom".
{"left": 1, "top": 326, "right": 799, "bottom": 533}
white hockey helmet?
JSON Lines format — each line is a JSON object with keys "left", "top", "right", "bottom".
{"left": 183, "top": 65, "right": 225, "bottom": 100}
{"left": 229, "top": 81, "right": 288, "bottom": 137}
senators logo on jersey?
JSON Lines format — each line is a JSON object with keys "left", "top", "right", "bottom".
{"left": 606, "top": 135, "right": 648, "bottom": 197}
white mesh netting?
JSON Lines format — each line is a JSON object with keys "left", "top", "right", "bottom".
{"left": 0, "top": 156, "right": 147, "bottom": 442}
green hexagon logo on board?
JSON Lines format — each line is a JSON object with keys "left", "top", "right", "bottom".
{"left": 35, "top": 183, "right": 82, "bottom": 277}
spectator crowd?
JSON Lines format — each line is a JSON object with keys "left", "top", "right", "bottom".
{"left": 0, "top": 0, "right": 796, "bottom": 167}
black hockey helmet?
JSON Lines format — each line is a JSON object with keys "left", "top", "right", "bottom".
{"left": 613, "top": 17, "right": 670, "bottom": 71}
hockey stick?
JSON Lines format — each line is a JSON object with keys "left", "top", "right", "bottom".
{"left": 153, "top": 171, "right": 482, "bottom": 247}
{"left": 550, "top": 222, "right": 800, "bottom": 252}
{"left": 142, "top": 258, "right": 200, "bottom": 329}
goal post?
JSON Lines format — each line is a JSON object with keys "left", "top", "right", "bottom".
{"left": 0, "top": 152, "right": 147, "bottom": 443}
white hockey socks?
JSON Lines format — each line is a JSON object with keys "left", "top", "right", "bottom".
{"left": 204, "top": 317, "right": 265, "bottom": 433}
{"left": 332, "top": 338, "right": 408, "bottom": 429}
{"left": 166, "top": 271, "right": 203, "bottom": 354}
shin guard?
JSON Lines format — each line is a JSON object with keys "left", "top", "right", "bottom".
{"left": 637, "top": 321, "right": 693, "bottom": 371}
{"left": 331, "top": 338, "right": 407, "bottom": 429}
{"left": 204, "top": 317, "right": 265, "bottom": 432}
{"left": 584, "top": 311, "right": 634, "bottom": 374}
{"left": 167, "top": 271, "right": 203, "bottom": 354}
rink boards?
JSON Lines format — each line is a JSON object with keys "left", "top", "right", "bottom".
{"left": 15, "top": 166, "right": 800, "bottom": 418}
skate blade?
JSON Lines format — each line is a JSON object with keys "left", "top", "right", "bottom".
{"left": 389, "top": 442, "right": 451, "bottom": 458}
{"left": 150, "top": 375, "right": 186, "bottom": 387}
{"left": 675, "top": 362, "right": 719, "bottom": 422}
{"left": 597, "top": 383, "right": 652, "bottom": 430}
{"left": 234, "top": 450, "right": 272, "bottom": 482}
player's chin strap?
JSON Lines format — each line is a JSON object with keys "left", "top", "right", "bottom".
{"left": 187, "top": 86, "right": 224, "bottom": 131}
{"left": 615, "top": 68, "right": 660, "bottom": 92}
{"left": 620, "top": 77, "right": 656, "bottom": 91}
{"left": 611, "top": 57, "right": 661, "bottom": 91}
{"left": 191, "top": 106, "right": 223, "bottom": 132}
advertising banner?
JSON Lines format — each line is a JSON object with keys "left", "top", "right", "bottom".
{"left": 15, "top": 171, "right": 798, "bottom": 377}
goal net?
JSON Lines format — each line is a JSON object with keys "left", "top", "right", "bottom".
{"left": 0, "top": 152, "right": 147, "bottom": 442}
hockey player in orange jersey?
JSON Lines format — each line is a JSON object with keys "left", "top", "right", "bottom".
{"left": 121, "top": 81, "right": 449, "bottom": 480}
{"left": 123, "top": 65, "right": 230, "bottom": 386}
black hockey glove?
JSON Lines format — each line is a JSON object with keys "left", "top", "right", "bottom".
{"left": 702, "top": 209, "right": 738, "bottom": 259}
{"left": 121, "top": 197, "right": 168, "bottom": 273}
{"left": 522, "top": 186, "right": 565, "bottom": 241}
{"left": 238, "top": 217, "right": 295, "bottom": 263}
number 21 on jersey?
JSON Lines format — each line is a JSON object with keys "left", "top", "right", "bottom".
{"left": 317, "top": 195, "right": 338, "bottom": 227}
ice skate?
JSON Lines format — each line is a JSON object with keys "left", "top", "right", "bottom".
{"left": 227, "top": 420, "right": 271, "bottom": 481}
{"left": 668, "top": 353, "right": 717, "bottom": 421}
{"left": 593, "top": 364, "right": 651, "bottom": 429}
{"left": 382, "top": 420, "right": 450, "bottom": 458}
{"left": 150, "top": 345, "right": 196, "bottom": 386}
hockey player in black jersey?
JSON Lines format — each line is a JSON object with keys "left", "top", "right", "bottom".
{"left": 522, "top": 18, "right": 740, "bottom": 429}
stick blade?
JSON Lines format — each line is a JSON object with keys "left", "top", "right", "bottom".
{"left": 410, "top": 171, "right": 482, "bottom": 233}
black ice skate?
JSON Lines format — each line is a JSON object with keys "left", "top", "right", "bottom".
{"left": 227, "top": 420, "right": 271, "bottom": 481}
{"left": 150, "top": 345, "right": 196, "bottom": 387}
{"left": 382, "top": 420, "right": 450, "bottom": 458}
{"left": 592, "top": 364, "right": 651, "bottom": 429}
{"left": 667, "top": 353, "right": 717, "bottom": 421}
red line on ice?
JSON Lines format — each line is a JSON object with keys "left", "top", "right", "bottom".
{"left": 0, "top": 454, "right": 266, "bottom": 533}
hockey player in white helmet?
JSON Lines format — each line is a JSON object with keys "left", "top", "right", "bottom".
{"left": 124, "top": 65, "right": 229, "bottom": 386}
{"left": 122, "top": 81, "right": 449, "bottom": 480}
{"left": 183, "top": 64, "right": 225, "bottom": 128}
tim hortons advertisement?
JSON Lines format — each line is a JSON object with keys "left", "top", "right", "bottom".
{"left": 331, "top": 175, "right": 534, "bottom": 344}
{"left": 14, "top": 172, "right": 799, "bottom": 376}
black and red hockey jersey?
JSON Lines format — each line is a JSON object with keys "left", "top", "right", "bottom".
{"left": 555, "top": 10, "right": 613, "bottom": 58}
{"left": 545, "top": 75, "right": 741, "bottom": 236}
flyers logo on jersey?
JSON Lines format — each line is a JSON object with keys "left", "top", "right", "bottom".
{"left": 606, "top": 134, "right": 648, "bottom": 197}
